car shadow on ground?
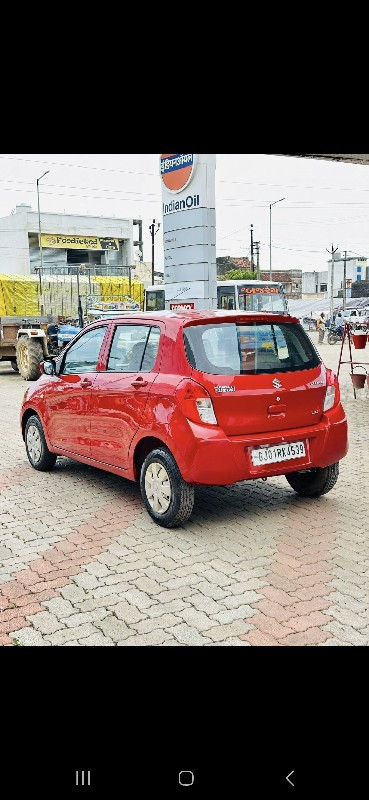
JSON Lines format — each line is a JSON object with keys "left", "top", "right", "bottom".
{"left": 48, "top": 457, "right": 326, "bottom": 529}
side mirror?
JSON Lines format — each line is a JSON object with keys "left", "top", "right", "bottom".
{"left": 43, "top": 361, "right": 55, "bottom": 376}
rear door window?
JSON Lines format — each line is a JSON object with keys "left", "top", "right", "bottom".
{"left": 184, "top": 322, "right": 320, "bottom": 375}
{"left": 107, "top": 325, "right": 160, "bottom": 373}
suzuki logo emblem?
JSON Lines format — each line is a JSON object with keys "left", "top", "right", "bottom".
{"left": 273, "top": 379, "right": 282, "bottom": 389}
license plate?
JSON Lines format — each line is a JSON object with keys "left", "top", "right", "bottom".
{"left": 251, "top": 441, "right": 306, "bottom": 467}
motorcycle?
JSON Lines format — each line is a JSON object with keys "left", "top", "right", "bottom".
{"left": 327, "top": 325, "right": 344, "bottom": 345}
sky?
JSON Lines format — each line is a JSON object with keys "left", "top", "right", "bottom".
{"left": 1, "top": 153, "right": 369, "bottom": 275}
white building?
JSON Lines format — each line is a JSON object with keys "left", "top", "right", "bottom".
{"left": 0, "top": 205, "right": 139, "bottom": 276}
{"left": 302, "top": 271, "right": 329, "bottom": 295}
{"left": 327, "top": 253, "right": 368, "bottom": 296}
{"left": 302, "top": 255, "right": 368, "bottom": 297}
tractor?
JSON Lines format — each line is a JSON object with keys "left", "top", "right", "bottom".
{"left": 0, "top": 317, "right": 81, "bottom": 381}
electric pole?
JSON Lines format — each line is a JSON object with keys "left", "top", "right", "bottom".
{"left": 343, "top": 250, "right": 347, "bottom": 311}
{"left": 254, "top": 241, "right": 260, "bottom": 279}
{"left": 269, "top": 198, "right": 285, "bottom": 280}
{"left": 327, "top": 244, "right": 339, "bottom": 324}
{"left": 149, "top": 220, "right": 161, "bottom": 285}
{"left": 250, "top": 224, "right": 254, "bottom": 271}
{"left": 36, "top": 170, "right": 50, "bottom": 315}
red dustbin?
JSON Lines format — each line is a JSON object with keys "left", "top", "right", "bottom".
{"left": 351, "top": 367, "right": 367, "bottom": 389}
{"left": 352, "top": 332, "right": 367, "bottom": 350}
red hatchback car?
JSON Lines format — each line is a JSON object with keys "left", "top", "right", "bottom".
{"left": 21, "top": 311, "right": 348, "bottom": 528}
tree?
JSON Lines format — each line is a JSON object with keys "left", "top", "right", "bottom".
{"left": 220, "top": 269, "right": 257, "bottom": 281}
{"left": 217, "top": 256, "right": 254, "bottom": 279}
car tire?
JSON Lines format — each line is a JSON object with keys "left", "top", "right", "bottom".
{"left": 25, "top": 415, "right": 57, "bottom": 471}
{"left": 16, "top": 338, "right": 43, "bottom": 381}
{"left": 286, "top": 463, "right": 339, "bottom": 498}
{"left": 140, "top": 447, "right": 195, "bottom": 528}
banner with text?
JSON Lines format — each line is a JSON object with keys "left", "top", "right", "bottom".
{"left": 41, "top": 234, "right": 119, "bottom": 251}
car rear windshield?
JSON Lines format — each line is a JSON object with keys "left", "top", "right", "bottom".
{"left": 183, "top": 322, "right": 321, "bottom": 375}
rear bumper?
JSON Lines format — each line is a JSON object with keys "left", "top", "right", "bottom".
{"left": 176, "top": 403, "right": 348, "bottom": 485}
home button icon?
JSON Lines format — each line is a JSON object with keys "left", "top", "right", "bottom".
{"left": 179, "top": 771, "right": 195, "bottom": 787}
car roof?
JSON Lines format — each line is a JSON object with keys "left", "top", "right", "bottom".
{"left": 87, "top": 310, "right": 299, "bottom": 329}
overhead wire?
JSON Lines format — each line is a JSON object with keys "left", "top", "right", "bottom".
{"left": 2, "top": 154, "right": 369, "bottom": 195}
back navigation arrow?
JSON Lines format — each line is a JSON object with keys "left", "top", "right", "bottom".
{"left": 286, "top": 770, "right": 295, "bottom": 787}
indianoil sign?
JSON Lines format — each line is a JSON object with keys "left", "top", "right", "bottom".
{"left": 160, "top": 153, "right": 216, "bottom": 310}
{"left": 161, "top": 154, "right": 197, "bottom": 193}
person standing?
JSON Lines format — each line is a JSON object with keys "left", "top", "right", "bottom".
{"left": 335, "top": 311, "right": 344, "bottom": 336}
{"left": 317, "top": 312, "right": 326, "bottom": 344}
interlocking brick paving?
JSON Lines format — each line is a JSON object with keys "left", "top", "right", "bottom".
{"left": 0, "top": 331, "right": 368, "bottom": 646}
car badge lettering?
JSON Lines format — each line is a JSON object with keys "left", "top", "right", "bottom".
{"left": 273, "top": 379, "right": 282, "bottom": 389}
{"left": 215, "top": 386, "right": 236, "bottom": 394}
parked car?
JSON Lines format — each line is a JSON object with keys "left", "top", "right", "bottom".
{"left": 20, "top": 311, "right": 348, "bottom": 528}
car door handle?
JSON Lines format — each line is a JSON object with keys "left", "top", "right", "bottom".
{"left": 81, "top": 378, "right": 93, "bottom": 389}
{"left": 131, "top": 378, "right": 148, "bottom": 388}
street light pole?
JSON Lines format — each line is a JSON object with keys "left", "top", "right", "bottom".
{"left": 149, "top": 219, "right": 161, "bottom": 285}
{"left": 327, "top": 244, "right": 339, "bottom": 324}
{"left": 254, "top": 241, "right": 260, "bottom": 279}
{"left": 269, "top": 198, "right": 285, "bottom": 281}
{"left": 37, "top": 170, "right": 50, "bottom": 315}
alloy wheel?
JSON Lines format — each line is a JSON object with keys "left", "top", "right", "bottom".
{"left": 144, "top": 462, "right": 172, "bottom": 514}
{"left": 26, "top": 424, "right": 42, "bottom": 463}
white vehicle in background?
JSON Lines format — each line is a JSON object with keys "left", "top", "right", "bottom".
{"left": 341, "top": 307, "right": 369, "bottom": 324}
{"left": 144, "top": 281, "right": 289, "bottom": 314}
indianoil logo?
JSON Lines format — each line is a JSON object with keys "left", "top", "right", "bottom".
{"left": 160, "top": 154, "right": 197, "bottom": 193}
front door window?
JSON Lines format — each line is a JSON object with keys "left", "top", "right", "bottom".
{"left": 62, "top": 327, "right": 107, "bottom": 374}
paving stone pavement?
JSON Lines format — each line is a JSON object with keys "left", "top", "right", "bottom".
{"left": 0, "top": 332, "right": 368, "bottom": 646}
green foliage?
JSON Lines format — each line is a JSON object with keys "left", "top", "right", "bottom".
{"left": 222, "top": 269, "right": 257, "bottom": 281}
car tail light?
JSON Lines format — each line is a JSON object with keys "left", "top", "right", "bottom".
{"left": 195, "top": 398, "right": 218, "bottom": 424}
{"left": 324, "top": 370, "right": 340, "bottom": 412}
{"left": 175, "top": 380, "right": 218, "bottom": 426}
{"left": 323, "top": 385, "right": 336, "bottom": 412}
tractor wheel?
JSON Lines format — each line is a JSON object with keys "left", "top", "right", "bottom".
{"left": 16, "top": 337, "right": 43, "bottom": 381}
